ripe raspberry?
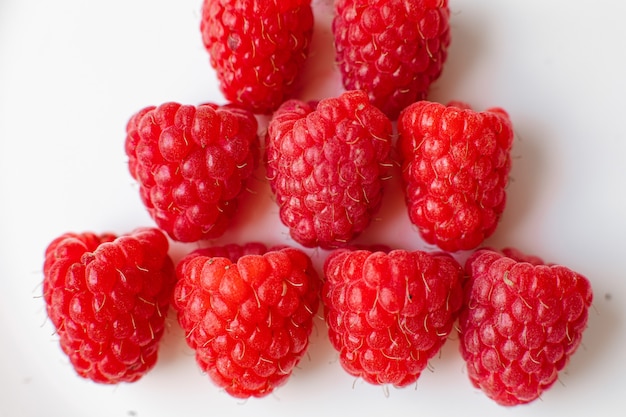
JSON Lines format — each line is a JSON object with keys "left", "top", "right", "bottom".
{"left": 458, "top": 248, "right": 593, "bottom": 406}
{"left": 125, "top": 102, "right": 259, "bottom": 242}
{"left": 397, "top": 100, "right": 514, "bottom": 252}
{"left": 265, "top": 90, "right": 393, "bottom": 249}
{"left": 173, "top": 245, "right": 320, "bottom": 398}
{"left": 332, "top": 0, "right": 451, "bottom": 119}
{"left": 42, "top": 228, "right": 176, "bottom": 384}
{"left": 200, "top": 0, "right": 314, "bottom": 114}
{"left": 322, "top": 248, "right": 464, "bottom": 387}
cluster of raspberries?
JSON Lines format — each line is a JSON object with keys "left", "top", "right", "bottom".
{"left": 42, "top": 0, "right": 593, "bottom": 408}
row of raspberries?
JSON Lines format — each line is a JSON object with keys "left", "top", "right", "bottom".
{"left": 202, "top": 0, "right": 450, "bottom": 119}
{"left": 124, "top": 0, "right": 505, "bottom": 252}
{"left": 41, "top": 0, "right": 594, "bottom": 409}
{"left": 125, "top": 90, "right": 513, "bottom": 253}
{"left": 43, "top": 235, "right": 592, "bottom": 406}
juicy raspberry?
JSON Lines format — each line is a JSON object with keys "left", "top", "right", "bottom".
{"left": 458, "top": 248, "right": 593, "bottom": 406}
{"left": 173, "top": 245, "right": 320, "bottom": 398}
{"left": 332, "top": 0, "right": 451, "bottom": 119}
{"left": 322, "top": 248, "right": 464, "bottom": 387}
{"left": 200, "top": 0, "right": 314, "bottom": 114}
{"left": 265, "top": 90, "right": 393, "bottom": 249}
{"left": 42, "top": 228, "right": 176, "bottom": 384}
{"left": 397, "top": 100, "right": 514, "bottom": 252}
{"left": 125, "top": 102, "right": 259, "bottom": 242}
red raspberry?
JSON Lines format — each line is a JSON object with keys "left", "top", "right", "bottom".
{"left": 42, "top": 228, "right": 176, "bottom": 384}
{"left": 265, "top": 90, "right": 393, "bottom": 249}
{"left": 125, "top": 102, "right": 259, "bottom": 242}
{"left": 173, "top": 245, "right": 320, "bottom": 398}
{"left": 397, "top": 100, "right": 514, "bottom": 252}
{"left": 332, "top": 0, "right": 450, "bottom": 119}
{"left": 322, "top": 248, "right": 464, "bottom": 387}
{"left": 458, "top": 248, "right": 593, "bottom": 406}
{"left": 200, "top": 0, "right": 314, "bottom": 114}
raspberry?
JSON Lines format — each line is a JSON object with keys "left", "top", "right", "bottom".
{"left": 332, "top": 0, "right": 450, "bottom": 119}
{"left": 322, "top": 248, "right": 464, "bottom": 387}
{"left": 173, "top": 245, "right": 320, "bottom": 398}
{"left": 42, "top": 228, "right": 176, "bottom": 384}
{"left": 200, "top": 0, "right": 314, "bottom": 114}
{"left": 458, "top": 248, "right": 593, "bottom": 406}
{"left": 125, "top": 102, "right": 259, "bottom": 242}
{"left": 265, "top": 90, "right": 393, "bottom": 249}
{"left": 397, "top": 100, "right": 514, "bottom": 252}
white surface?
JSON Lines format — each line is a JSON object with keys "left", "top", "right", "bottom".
{"left": 1, "top": 0, "right": 625, "bottom": 416}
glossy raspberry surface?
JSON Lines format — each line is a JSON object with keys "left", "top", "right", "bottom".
{"left": 397, "top": 100, "right": 514, "bottom": 252}
{"left": 42, "top": 228, "right": 176, "bottom": 384}
{"left": 173, "top": 245, "right": 320, "bottom": 398}
{"left": 333, "top": 0, "right": 450, "bottom": 119}
{"left": 458, "top": 248, "right": 593, "bottom": 406}
{"left": 201, "top": 0, "right": 314, "bottom": 114}
{"left": 265, "top": 90, "right": 393, "bottom": 249}
{"left": 125, "top": 102, "right": 259, "bottom": 242}
{"left": 322, "top": 248, "right": 464, "bottom": 387}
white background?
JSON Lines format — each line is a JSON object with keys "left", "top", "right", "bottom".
{"left": 1, "top": 0, "right": 625, "bottom": 416}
